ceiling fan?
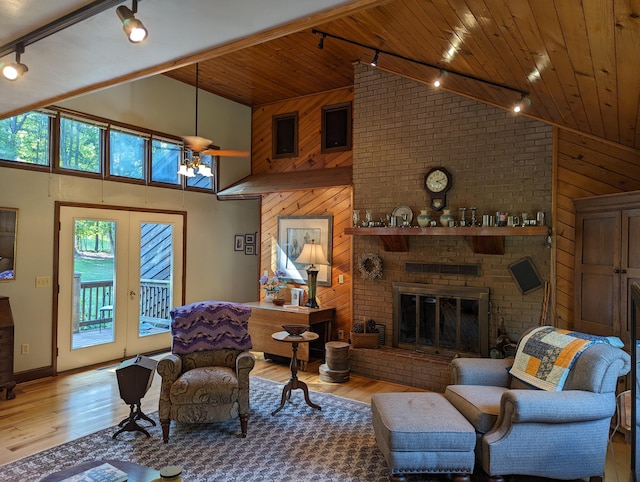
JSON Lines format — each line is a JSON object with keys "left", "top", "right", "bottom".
{"left": 178, "top": 63, "right": 249, "bottom": 177}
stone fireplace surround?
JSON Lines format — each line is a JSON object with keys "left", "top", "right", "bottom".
{"left": 348, "top": 65, "right": 552, "bottom": 391}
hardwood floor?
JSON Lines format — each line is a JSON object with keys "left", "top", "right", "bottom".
{"left": 0, "top": 352, "right": 632, "bottom": 481}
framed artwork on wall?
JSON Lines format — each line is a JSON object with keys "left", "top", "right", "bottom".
{"left": 277, "top": 215, "right": 332, "bottom": 286}
{"left": 245, "top": 245, "right": 254, "bottom": 255}
{"left": 245, "top": 233, "right": 255, "bottom": 245}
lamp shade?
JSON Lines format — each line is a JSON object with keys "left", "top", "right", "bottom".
{"left": 295, "top": 241, "right": 328, "bottom": 266}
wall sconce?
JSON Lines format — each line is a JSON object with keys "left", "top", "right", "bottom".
{"left": 2, "top": 44, "right": 28, "bottom": 81}
{"left": 116, "top": 0, "right": 148, "bottom": 43}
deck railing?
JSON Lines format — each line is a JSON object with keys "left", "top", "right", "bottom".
{"left": 72, "top": 275, "right": 171, "bottom": 333}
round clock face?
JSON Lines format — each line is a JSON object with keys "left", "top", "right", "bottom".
{"left": 425, "top": 168, "right": 450, "bottom": 193}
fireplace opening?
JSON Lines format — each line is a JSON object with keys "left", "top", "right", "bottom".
{"left": 392, "top": 282, "right": 489, "bottom": 357}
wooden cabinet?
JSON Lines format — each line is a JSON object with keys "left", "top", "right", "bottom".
{"left": 574, "top": 192, "right": 640, "bottom": 343}
{"left": 244, "top": 302, "right": 335, "bottom": 370}
{"left": 0, "top": 296, "right": 16, "bottom": 399}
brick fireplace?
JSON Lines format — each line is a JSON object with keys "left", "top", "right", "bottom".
{"left": 349, "top": 64, "right": 552, "bottom": 391}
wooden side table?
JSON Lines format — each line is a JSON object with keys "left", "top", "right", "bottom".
{"left": 270, "top": 330, "right": 321, "bottom": 415}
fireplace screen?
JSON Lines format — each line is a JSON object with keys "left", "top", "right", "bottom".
{"left": 393, "top": 283, "right": 489, "bottom": 357}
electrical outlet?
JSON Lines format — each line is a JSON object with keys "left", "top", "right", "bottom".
{"left": 21, "top": 343, "right": 29, "bottom": 355}
{"left": 338, "top": 330, "right": 344, "bottom": 339}
{"left": 338, "top": 274, "right": 344, "bottom": 284}
{"left": 35, "top": 276, "right": 51, "bottom": 287}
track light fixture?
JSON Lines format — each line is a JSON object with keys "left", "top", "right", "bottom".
{"left": 513, "top": 95, "right": 531, "bottom": 113}
{"left": 317, "top": 33, "right": 326, "bottom": 50}
{"left": 2, "top": 44, "right": 28, "bottom": 81}
{"left": 117, "top": 0, "right": 148, "bottom": 43}
{"left": 311, "top": 29, "right": 529, "bottom": 110}
{"left": 370, "top": 50, "right": 380, "bottom": 67}
{"left": 433, "top": 69, "right": 447, "bottom": 88}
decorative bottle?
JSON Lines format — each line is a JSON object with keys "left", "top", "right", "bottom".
{"left": 439, "top": 209, "right": 454, "bottom": 227}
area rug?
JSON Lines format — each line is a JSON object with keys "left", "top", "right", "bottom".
{"left": 2, "top": 377, "right": 407, "bottom": 482}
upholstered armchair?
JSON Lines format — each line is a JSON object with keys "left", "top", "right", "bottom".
{"left": 445, "top": 327, "right": 631, "bottom": 482}
{"left": 157, "top": 301, "right": 255, "bottom": 443}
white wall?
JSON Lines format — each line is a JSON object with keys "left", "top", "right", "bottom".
{"left": 0, "top": 75, "right": 259, "bottom": 374}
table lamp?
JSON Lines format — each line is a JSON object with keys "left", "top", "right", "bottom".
{"left": 295, "top": 239, "right": 328, "bottom": 308}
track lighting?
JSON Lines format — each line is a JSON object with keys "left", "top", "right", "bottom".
{"left": 311, "top": 29, "right": 530, "bottom": 111}
{"left": 2, "top": 44, "right": 28, "bottom": 81}
{"left": 370, "top": 50, "right": 380, "bottom": 67}
{"left": 317, "top": 34, "right": 326, "bottom": 50}
{"left": 117, "top": 0, "right": 148, "bottom": 43}
{"left": 513, "top": 95, "right": 531, "bottom": 113}
{"left": 433, "top": 69, "right": 447, "bottom": 88}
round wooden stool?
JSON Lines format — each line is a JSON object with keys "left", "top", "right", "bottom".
{"left": 320, "top": 341, "right": 350, "bottom": 383}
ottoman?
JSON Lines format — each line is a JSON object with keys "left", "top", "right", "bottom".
{"left": 371, "top": 392, "right": 475, "bottom": 482}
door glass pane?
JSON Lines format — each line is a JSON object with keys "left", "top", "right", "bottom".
{"left": 439, "top": 297, "right": 457, "bottom": 350}
{"left": 418, "top": 297, "right": 436, "bottom": 347}
{"left": 72, "top": 220, "right": 115, "bottom": 349}
{"left": 138, "top": 222, "right": 173, "bottom": 337}
{"left": 398, "top": 294, "right": 416, "bottom": 344}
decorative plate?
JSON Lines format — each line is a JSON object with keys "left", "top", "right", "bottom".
{"left": 391, "top": 205, "right": 413, "bottom": 224}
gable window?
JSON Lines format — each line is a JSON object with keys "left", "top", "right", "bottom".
{"left": 59, "top": 116, "right": 103, "bottom": 173}
{"left": 109, "top": 128, "right": 146, "bottom": 180}
{"left": 0, "top": 111, "right": 51, "bottom": 166}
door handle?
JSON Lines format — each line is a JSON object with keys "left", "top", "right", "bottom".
{"left": 621, "top": 269, "right": 627, "bottom": 274}
{"left": 614, "top": 269, "right": 620, "bottom": 273}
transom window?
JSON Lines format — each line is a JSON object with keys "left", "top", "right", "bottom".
{"left": 0, "top": 108, "right": 218, "bottom": 193}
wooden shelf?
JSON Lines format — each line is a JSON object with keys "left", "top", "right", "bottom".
{"left": 344, "top": 226, "right": 549, "bottom": 254}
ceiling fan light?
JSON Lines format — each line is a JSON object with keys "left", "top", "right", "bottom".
{"left": 186, "top": 167, "right": 195, "bottom": 178}
{"left": 198, "top": 164, "right": 212, "bottom": 177}
{"left": 177, "top": 164, "right": 189, "bottom": 176}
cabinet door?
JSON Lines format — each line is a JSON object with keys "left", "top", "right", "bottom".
{"left": 621, "top": 209, "right": 640, "bottom": 343}
{"left": 575, "top": 211, "right": 621, "bottom": 336}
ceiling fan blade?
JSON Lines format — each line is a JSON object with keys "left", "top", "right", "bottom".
{"left": 201, "top": 149, "right": 250, "bottom": 157}
{"left": 182, "top": 135, "right": 213, "bottom": 152}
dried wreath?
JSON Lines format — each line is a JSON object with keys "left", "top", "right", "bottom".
{"left": 357, "top": 252, "right": 382, "bottom": 280}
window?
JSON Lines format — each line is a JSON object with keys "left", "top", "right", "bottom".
{"left": 59, "top": 116, "right": 102, "bottom": 173}
{"left": 0, "top": 111, "right": 50, "bottom": 166}
{"left": 151, "top": 138, "right": 181, "bottom": 185}
{"left": 0, "top": 108, "right": 218, "bottom": 193}
{"left": 109, "top": 129, "right": 145, "bottom": 180}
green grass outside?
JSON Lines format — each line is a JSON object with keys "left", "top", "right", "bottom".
{"left": 73, "top": 255, "right": 114, "bottom": 281}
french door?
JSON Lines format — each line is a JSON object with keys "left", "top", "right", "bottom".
{"left": 57, "top": 206, "right": 184, "bottom": 372}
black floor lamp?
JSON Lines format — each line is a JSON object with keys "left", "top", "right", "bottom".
{"left": 295, "top": 239, "right": 328, "bottom": 309}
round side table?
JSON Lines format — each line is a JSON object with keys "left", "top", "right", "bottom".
{"left": 270, "top": 330, "right": 321, "bottom": 415}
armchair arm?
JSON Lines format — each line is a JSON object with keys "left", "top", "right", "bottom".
{"left": 236, "top": 351, "right": 255, "bottom": 415}
{"left": 500, "top": 389, "right": 614, "bottom": 424}
{"left": 450, "top": 357, "right": 513, "bottom": 387}
{"left": 157, "top": 354, "right": 182, "bottom": 421}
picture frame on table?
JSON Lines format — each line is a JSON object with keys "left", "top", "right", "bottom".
{"left": 276, "top": 215, "right": 332, "bottom": 286}
{"left": 234, "top": 234, "right": 244, "bottom": 251}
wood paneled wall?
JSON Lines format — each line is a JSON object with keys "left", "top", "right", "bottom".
{"left": 555, "top": 129, "right": 640, "bottom": 328}
{"left": 253, "top": 88, "right": 354, "bottom": 339}
{"left": 252, "top": 88, "right": 354, "bottom": 174}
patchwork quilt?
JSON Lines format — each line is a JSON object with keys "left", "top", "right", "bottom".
{"left": 509, "top": 326, "right": 609, "bottom": 391}
{"left": 170, "top": 301, "right": 252, "bottom": 354}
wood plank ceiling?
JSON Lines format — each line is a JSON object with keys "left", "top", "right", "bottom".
{"left": 163, "top": 0, "right": 640, "bottom": 151}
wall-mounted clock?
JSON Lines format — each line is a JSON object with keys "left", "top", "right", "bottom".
{"left": 424, "top": 167, "right": 452, "bottom": 211}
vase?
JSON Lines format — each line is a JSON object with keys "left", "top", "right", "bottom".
{"left": 265, "top": 289, "right": 279, "bottom": 302}
{"left": 417, "top": 209, "right": 431, "bottom": 227}
{"left": 439, "top": 209, "right": 454, "bottom": 227}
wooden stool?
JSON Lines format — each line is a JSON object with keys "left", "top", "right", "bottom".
{"left": 320, "top": 341, "right": 350, "bottom": 383}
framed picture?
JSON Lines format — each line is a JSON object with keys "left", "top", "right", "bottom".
{"left": 0, "top": 207, "right": 18, "bottom": 281}
{"left": 245, "top": 233, "right": 255, "bottom": 245}
{"left": 245, "top": 244, "right": 255, "bottom": 255}
{"left": 291, "top": 287, "right": 304, "bottom": 306}
{"left": 277, "top": 215, "right": 332, "bottom": 286}
{"left": 234, "top": 234, "right": 244, "bottom": 251}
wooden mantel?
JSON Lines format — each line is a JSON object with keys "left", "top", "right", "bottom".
{"left": 217, "top": 166, "right": 352, "bottom": 200}
{"left": 344, "top": 226, "right": 549, "bottom": 255}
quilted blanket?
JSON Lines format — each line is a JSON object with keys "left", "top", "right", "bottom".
{"left": 509, "top": 326, "right": 609, "bottom": 391}
{"left": 170, "top": 301, "right": 252, "bottom": 354}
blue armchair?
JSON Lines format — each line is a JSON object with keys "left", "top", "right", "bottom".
{"left": 445, "top": 333, "right": 630, "bottom": 482}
